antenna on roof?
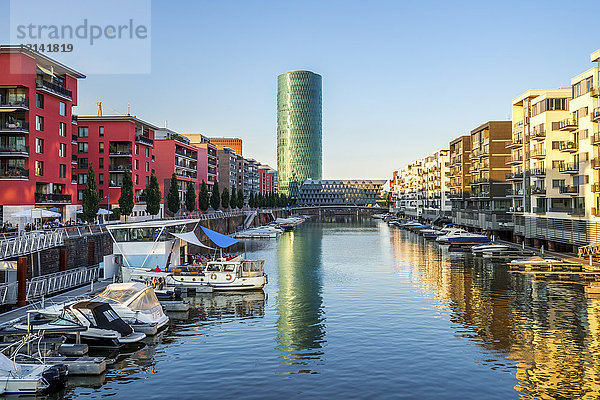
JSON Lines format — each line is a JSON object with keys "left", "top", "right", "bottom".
{"left": 127, "top": 102, "right": 131, "bottom": 116}
{"left": 97, "top": 102, "right": 103, "bottom": 117}
{"left": 165, "top": 120, "right": 168, "bottom": 128}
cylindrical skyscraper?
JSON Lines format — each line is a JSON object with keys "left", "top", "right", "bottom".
{"left": 277, "top": 70, "right": 322, "bottom": 199}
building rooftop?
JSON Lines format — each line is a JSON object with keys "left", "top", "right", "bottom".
{"left": 77, "top": 115, "right": 159, "bottom": 130}
{"left": 0, "top": 44, "right": 86, "bottom": 79}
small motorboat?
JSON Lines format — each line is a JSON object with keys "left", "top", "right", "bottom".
{"left": 471, "top": 242, "right": 511, "bottom": 255}
{"left": 92, "top": 282, "right": 170, "bottom": 335}
{"left": 436, "top": 228, "right": 471, "bottom": 243}
{"left": 419, "top": 229, "right": 444, "bottom": 239}
{"left": 510, "top": 256, "right": 563, "bottom": 266}
{"left": 26, "top": 302, "right": 146, "bottom": 347}
{"left": 447, "top": 234, "right": 491, "bottom": 245}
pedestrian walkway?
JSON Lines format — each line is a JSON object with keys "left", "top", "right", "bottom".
{"left": 0, "top": 279, "right": 111, "bottom": 328}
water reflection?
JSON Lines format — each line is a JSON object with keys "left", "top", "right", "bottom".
{"left": 389, "top": 226, "right": 600, "bottom": 399}
{"left": 276, "top": 222, "right": 326, "bottom": 374}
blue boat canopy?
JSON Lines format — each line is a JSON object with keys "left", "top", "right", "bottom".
{"left": 200, "top": 226, "right": 239, "bottom": 248}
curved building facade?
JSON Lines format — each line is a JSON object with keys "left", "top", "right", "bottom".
{"left": 277, "top": 70, "right": 322, "bottom": 198}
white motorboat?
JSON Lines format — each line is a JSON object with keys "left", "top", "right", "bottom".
{"left": 0, "top": 352, "right": 52, "bottom": 394}
{"left": 170, "top": 257, "right": 267, "bottom": 291}
{"left": 92, "top": 282, "right": 169, "bottom": 335}
{"left": 510, "top": 256, "right": 563, "bottom": 266}
{"left": 419, "top": 228, "right": 444, "bottom": 239}
{"left": 29, "top": 301, "right": 146, "bottom": 347}
{"left": 471, "top": 242, "right": 511, "bottom": 255}
{"left": 435, "top": 228, "right": 472, "bottom": 243}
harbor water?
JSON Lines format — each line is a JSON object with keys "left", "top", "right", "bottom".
{"left": 56, "top": 218, "right": 600, "bottom": 399}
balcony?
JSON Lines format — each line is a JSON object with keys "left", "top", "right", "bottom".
{"left": 530, "top": 130, "right": 546, "bottom": 141}
{"left": 471, "top": 148, "right": 486, "bottom": 158}
{"left": 71, "top": 155, "right": 78, "bottom": 165}
{"left": 0, "top": 167, "right": 28, "bottom": 180}
{"left": 506, "top": 188, "right": 524, "bottom": 197}
{"left": 568, "top": 208, "right": 585, "bottom": 216}
{"left": 508, "top": 206, "right": 524, "bottom": 214}
{"left": 592, "top": 107, "right": 600, "bottom": 121}
{"left": 591, "top": 87, "right": 600, "bottom": 98}
{"left": 558, "top": 118, "right": 578, "bottom": 131}
{"left": 0, "top": 97, "right": 28, "bottom": 110}
{"left": 0, "top": 121, "right": 29, "bottom": 134}
{"left": 559, "top": 185, "right": 579, "bottom": 195}
{"left": 507, "top": 155, "right": 523, "bottom": 165}
{"left": 558, "top": 162, "right": 579, "bottom": 174}
{"left": 532, "top": 207, "right": 546, "bottom": 214}
{"left": 530, "top": 168, "right": 546, "bottom": 177}
{"left": 72, "top": 115, "right": 78, "bottom": 125}
{"left": 135, "top": 135, "right": 154, "bottom": 146}
{"left": 530, "top": 148, "right": 546, "bottom": 159}
{"left": 109, "top": 148, "right": 132, "bottom": 156}
{"left": 506, "top": 172, "right": 523, "bottom": 181}
{"left": 135, "top": 195, "right": 146, "bottom": 203}
{"left": 506, "top": 137, "right": 523, "bottom": 149}
{"left": 109, "top": 164, "right": 132, "bottom": 172}
{"left": 531, "top": 187, "right": 546, "bottom": 196}
{"left": 592, "top": 183, "right": 600, "bottom": 193}
{"left": 0, "top": 144, "right": 28, "bottom": 156}
{"left": 35, "top": 193, "right": 71, "bottom": 204}
{"left": 592, "top": 132, "right": 600, "bottom": 145}
{"left": 559, "top": 141, "right": 578, "bottom": 153}
{"left": 71, "top": 134, "right": 78, "bottom": 144}
{"left": 36, "top": 80, "right": 72, "bottom": 100}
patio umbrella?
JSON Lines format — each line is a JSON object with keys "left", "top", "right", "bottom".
{"left": 12, "top": 209, "right": 61, "bottom": 219}
{"left": 96, "top": 209, "right": 113, "bottom": 215}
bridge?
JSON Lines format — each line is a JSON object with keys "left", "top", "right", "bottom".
{"left": 290, "top": 205, "right": 388, "bottom": 215}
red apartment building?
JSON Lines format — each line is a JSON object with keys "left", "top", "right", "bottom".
{"left": 154, "top": 128, "right": 202, "bottom": 210}
{"left": 74, "top": 116, "right": 157, "bottom": 218}
{"left": 181, "top": 133, "right": 218, "bottom": 194}
{"left": 0, "top": 45, "right": 85, "bottom": 225}
{"left": 257, "top": 164, "right": 276, "bottom": 194}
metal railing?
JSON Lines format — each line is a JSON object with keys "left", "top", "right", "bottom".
{"left": 36, "top": 80, "right": 72, "bottom": 99}
{"left": 26, "top": 265, "right": 101, "bottom": 300}
{"left": 34, "top": 193, "right": 72, "bottom": 203}
{"left": 0, "top": 282, "right": 17, "bottom": 305}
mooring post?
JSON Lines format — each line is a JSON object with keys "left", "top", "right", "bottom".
{"left": 17, "top": 256, "right": 27, "bottom": 306}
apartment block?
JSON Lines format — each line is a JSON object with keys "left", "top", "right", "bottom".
{"left": 257, "top": 164, "right": 277, "bottom": 194}
{"left": 396, "top": 160, "right": 425, "bottom": 217}
{"left": 154, "top": 128, "right": 202, "bottom": 212}
{"left": 452, "top": 121, "right": 512, "bottom": 234}
{"left": 75, "top": 116, "right": 156, "bottom": 218}
{"left": 422, "top": 148, "right": 451, "bottom": 220}
{"left": 209, "top": 137, "right": 242, "bottom": 156}
{"left": 0, "top": 45, "right": 85, "bottom": 225}
{"left": 181, "top": 133, "right": 218, "bottom": 193}
{"left": 297, "top": 180, "right": 386, "bottom": 206}
{"left": 448, "top": 135, "right": 471, "bottom": 201}
{"left": 217, "top": 147, "right": 237, "bottom": 192}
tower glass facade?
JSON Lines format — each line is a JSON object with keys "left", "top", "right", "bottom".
{"left": 277, "top": 70, "right": 322, "bottom": 199}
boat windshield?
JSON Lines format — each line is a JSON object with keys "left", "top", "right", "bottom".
{"left": 96, "top": 287, "right": 140, "bottom": 304}
{"left": 53, "top": 309, "right": 80, "bottom": 325}
{"left": 128, "top": 289, "right": 161, "bottom": 311}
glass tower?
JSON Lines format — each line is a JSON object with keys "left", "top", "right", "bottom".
{"left": 277, "top": 70, "right": 322, "bottom": 199}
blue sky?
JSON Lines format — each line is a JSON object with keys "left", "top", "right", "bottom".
{"left": 1, "top": 0, "right": 598, "bottom": 179}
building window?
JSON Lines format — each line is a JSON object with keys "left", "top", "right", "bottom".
{"left": 135, "top": 174, "right": 139, "bottom": 185}
{"left": 99, "top": 189, "right": 104, "bottom": 199}
{"left": 59, "top": 122, "right": 67, "bottom": 137}
{"left": 78, "top": 158, "right": 88, "bottom": 169}
{"left": 36, "top": 115, "right": 44, "bottom": 131}
{"left": 36, "top": 93, "right": 44, "bottom": 109}
{"left": 35, "top": 160, "right": 43, "bottom": 176}
{"left": 135, "top": 159, "right": 139, "bottom": 170}
{"left": 59, "top": 143, "right": 66, "bottom": 157}
{"left": 146, "top": 148, "right": 150, "bottom": 157}
{"left": 135, "top": 144, "right": 139, "bottom": 155}
{"left": 99, "top": 126, "right": 104, "bottom": 137}
{"left": 552, "top": 179, "right": 565, "bottom": 188}
{"left": 146, "top": 175, "right": 149, "bottom": 185}
{"left": 59, "top": 164, "right": 66, "bottom": 178}
{"left": 99, "top": 173, "right": 104, "bottom": 184}
{"left": 78, "top": 190, "right": 83, "bottom": 201}
{"left": 146, "top": 161, "right": 149, "bottom": 172}
{"left": 99, "top": 142, "right": 104, "bottom": 153}
{"left": 78, "top": 142, "right": 88, "bottom": 153}
{"left": 99, "top": 158, "right": 104, "bottom": 169}
{"left": 35, "top": 138, "right": 44, "bottom": 154}
{"left": 59, "top": 102, "right": 66, "bottom": 116}
{"left": 78, "top": 174, "right": 88, "bottom": 184}
{"left": 78, "top": 127, "right": 88, "bottom": 137}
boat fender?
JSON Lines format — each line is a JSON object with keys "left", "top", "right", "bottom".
{"left": 210, "top": 273, "right": 217, "bottom": 280}
{"left": 226, "top": 273, "right": 232, "bottom": 281}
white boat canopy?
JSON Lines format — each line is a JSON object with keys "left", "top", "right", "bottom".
{"left": 170, "top": 231, "right": 214, "bottom": 249}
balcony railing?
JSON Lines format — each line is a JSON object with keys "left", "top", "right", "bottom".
{"left": 568, "top": 208, "right": 585, "bottom": 216}
{"left": 0, "top": 121, "right": 29, "bottom": 133}
{"left": 71, "top": 154, "right": 78, "bottom": 164}
{"left": 559, "top": 141, "right": 578, "bottom": 152}
{"left": 0, "top": 97, "right": 28, "bottom": 109}
{"left": 35, "top": 193, "right": 72, "bottom": 204}
{"left": 508, "top": 155, "right": 523, "bottom": 164}
{"left": 109, "top": 148, "right": 132, "bottom": 156}
{"left": 558, "top": 118, "right": 578, "bottom": 131}
{"left": 592, "top": 158, "right": 600, "bottom": 169}
{"left": 36, "top": 80, "right": 72, "bottom": 99}
{"left": 530, "top": 168, "right": 546, "bottom": 176}
{"left": 109, "top": 164, "right": 132, "bottom": 172}
{"left": 506, "top": 172, "right": 523, "bottom": 180}
{"left": 592, "top": 107, "right": 600, "bottom": 121}
{"left": 530, "top": 149, "right": 546, "bottom": 158}
{"left": 0, "top": 144, "right": 29, "bottom": 155}
{"left": 135, "top": 195, "right": 146, "bottom": 203}
{"left": 592, "top": 183, "right": 600, "bottom": 193}
{"left": 506, "top": 137, "right": 523, "bottom": 149}
{"left": 559, "top": 185, "right": 579, "bottom": 194}
{"left": 135, "top": 135, "right": 154, "bottom": 146}
{"left": 0, "top": 168, "right": 28, "bottom": 179}
{"left": 506, "top": 188, "right": 524, "bottom": 196}
{"left": 558, "top": 162, "right": 579, "bottom": 173}
{"left": 72, "top": 134, "right": 78, "bottom": 144}
{"left": 532, "top": 207, "right": 546, "bottom": 214}
{"left": 531, "top": 187, "right": 546, "bottom": 195}
{"left": 508, "top": 206, "right": 524, "bottom": 213}
{"left": 530, "top": 130, "right": 546, "bottom": 140}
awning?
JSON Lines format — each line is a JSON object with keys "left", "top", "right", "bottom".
{"left": 170, "top": 231, "right": 214, "bottom": 249}
{"left": 37, "top": 65, "right": 55, "bottom": 78}
{"left": 200, "top": 226, "right": 239, "bottom": 248}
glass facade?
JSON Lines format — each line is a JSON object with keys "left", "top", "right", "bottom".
{"left": 277, "top": 70, "right": 322, "bottom": 198}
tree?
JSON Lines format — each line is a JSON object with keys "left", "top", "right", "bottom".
{"left": 198, "top": 180, "right": 209, "bottom": 211}
{"left": 237, "top": 188, "right": 244, "bottom": 209}
{"left": 167, "top": 173, "right": 180, "bottom": 215}
{"left": 185, "top": 182, "right": 196, "bottom": 212}
{"left": 82, "top": 163, "right": 100, "bottom": 222}
{"left": 248, "top": 192, "right": 254, "bottom": 208}
{"left": 221, "top": 187, "right": 230, "bottom": 209}
{"left": 210, "top": 181, "right": 220, "bottom": 210}
{"left": 119, "top": 169, "right": 134, "bottom": 221}
{"left": 145, "top": 172, "right": 161, "bottom": 217}
{"left": 230, "top": 186, "right": 237, "bottom": 210}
